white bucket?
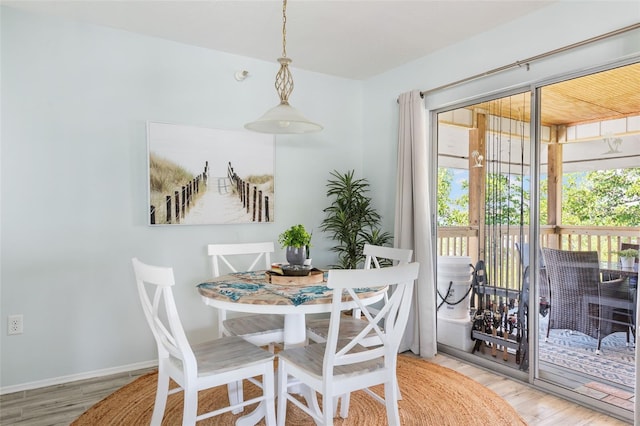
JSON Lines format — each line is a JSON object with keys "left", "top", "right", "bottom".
{"left": 437, "top": 256, "right": 473, "bottom": 320}
{"left": 437, "top": 316, "right": 474, "bottom": 352}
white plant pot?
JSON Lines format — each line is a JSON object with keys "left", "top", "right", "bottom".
{"left": 621, "top": 257, "right": 635, "bottom": 268}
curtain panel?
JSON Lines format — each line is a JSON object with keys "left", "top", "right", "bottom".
{"left": 395, "top": 90, "right": 436, "bottom": 357}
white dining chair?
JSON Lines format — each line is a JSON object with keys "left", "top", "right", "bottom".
{"left": 277, "top": 262, "right": 420, "bottom": 425}
{"left": 207, "top": 242, "right": 285, "bottom": 351}
{"left": 305, "top": 245, "right": 413, "bottom": 415}
{"left": 306, "top": 244, "right": 413, "bottom": 345}
{"left": 131, "top": 258, "right": 276, "bottom": 426}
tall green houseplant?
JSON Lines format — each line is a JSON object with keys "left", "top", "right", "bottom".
{"left": 320, "top": 170, "right": 392, "bottom": 269}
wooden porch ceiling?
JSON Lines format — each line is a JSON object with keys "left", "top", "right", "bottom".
{"left": 472, "top": 62, "right": 640, "bottom": 127}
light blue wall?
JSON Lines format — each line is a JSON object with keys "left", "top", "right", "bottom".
{"left": 2, "top": 1, "right": 639, "bottom": 390}
{"left": 0, "top": 6, "right": 362, "bottom": 388}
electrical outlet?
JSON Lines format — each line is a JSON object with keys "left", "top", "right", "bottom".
{"left": 8, "top": 315, "right": 23, "bottom": 335}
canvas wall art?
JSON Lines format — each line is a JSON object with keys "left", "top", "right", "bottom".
{"left": 147, "top": 122, "right": 275, "bottom": 225}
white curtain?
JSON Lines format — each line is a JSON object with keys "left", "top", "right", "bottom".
{"left": 395, "top": 90, "right": 437, "bottom": 357}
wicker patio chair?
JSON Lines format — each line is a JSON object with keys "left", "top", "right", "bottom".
{"left": 542, "top": 248, "right": 633, "bottom": 354}
{"left": 515, "top": 242, "right": 550, "bottom": 316}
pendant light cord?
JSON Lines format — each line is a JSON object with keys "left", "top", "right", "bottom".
{"left": 282, "top": 0, "right": 288, "bottom": 58}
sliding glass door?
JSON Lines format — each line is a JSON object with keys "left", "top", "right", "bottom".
{"left": 434, "top": 61, "right": 639, "bottom": 422}
{"left": 534, "top": 63, "right": 639, "bottom": 419}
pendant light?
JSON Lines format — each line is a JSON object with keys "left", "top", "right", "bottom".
{"left": 245, "top": 0, "right": 323, "bottom": 134}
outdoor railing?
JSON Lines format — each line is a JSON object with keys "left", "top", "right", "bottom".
{"left": 437, "top": 225, "right": 639, "bottom": 293}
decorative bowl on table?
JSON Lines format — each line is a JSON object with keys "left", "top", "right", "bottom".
{"left": 281, "top": 264, "right": 312, "bottom": 276}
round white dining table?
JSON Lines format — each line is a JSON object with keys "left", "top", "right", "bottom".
{"left": 197, "top": 270, "right": 386, "bottom": 348}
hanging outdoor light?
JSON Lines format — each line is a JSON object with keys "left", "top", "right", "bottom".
{"left": 471, "top": 150, "right": 484, "bottom": 168}
{"left": 245, "top": 0, "right": 323, "bottom": 134}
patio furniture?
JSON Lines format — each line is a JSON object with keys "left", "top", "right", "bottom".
{"left": 131, "top": 258, "right": 276, "bottom": 426}
{"left": 515, "top": 242, "right": 550, "bottom": 316}
{"left": 541, "top": 248, "right": 634, "bottom": 354}
{"left": 277, "top": 262, "right": 420, "bottom": 425}
{"left": 620, "top": 243, "right": 639, "bottom": 263}
{"left": 619, "top": 242, "right": 639, "bottom": 287}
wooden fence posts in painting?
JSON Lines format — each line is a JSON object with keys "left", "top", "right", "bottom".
{"left": 227, "top": 162, "right": 271, "bottom": 223}
{"left": 150, "top": 161, "right": 207, "bottom": 225}
{"left": 150, "top": 161, "right": 271, "bottom": 224}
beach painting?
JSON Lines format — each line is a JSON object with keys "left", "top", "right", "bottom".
{"left": 146, "top": 122, "right": 275, "bottom": 225}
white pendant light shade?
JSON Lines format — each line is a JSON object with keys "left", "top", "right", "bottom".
{"left": 244, "top": 0, "right": 322, "bottom": 135}
{"left": 245, "top": 102, "right": 323, "bottom": 134}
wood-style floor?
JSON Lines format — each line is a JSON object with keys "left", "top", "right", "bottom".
{"left": 0, "top": 353, "right": 630, "bottom": 425}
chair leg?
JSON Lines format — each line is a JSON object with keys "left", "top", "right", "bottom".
{"left": 322, "top": 395, "right": 334, "bottom": 425}
{"left": 227, "top": 380, "right": 245, "bottom": 415}
{"left": 395, "top": 374, "right": 402, "bottom": 401}
{"left": 263, "top": 366, "right": 277, "bottom": 426}
{"left": 151, "top": 370, "right": 170, "bottom": 426}
{"left": 545, "top": 322, "right": 551, "bottom": 342}
{"left": 182, "top": 388, "right": 198, "bottom": 426}
{"left": 303, "top": 386, "right": 323, "bottom": 421}
{"left": 237, "top": 367, "right": 276, "bottom": 426}
{"left": 384, "top": 380, "right": 401, "bottom": 426}
{"left": 276, "top": 362, "right": 288, "bottom": 426}
{"left": 338, "top": 393, "right": 350, "bottom": 418}
{"left": 332, "top": 396, "right": 340, "bottom": 417}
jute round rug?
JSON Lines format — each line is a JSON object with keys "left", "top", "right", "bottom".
{"left": 72, "top": 355, "right": 525, "bottom": 425}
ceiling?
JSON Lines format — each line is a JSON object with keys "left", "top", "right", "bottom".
{"left": 1, "top": 0, "right": 554, "bottom": 80}
{"left": 473, "top": 62, "right": 640, "bottom": 127}
{"left": 4, "top": 0, "right": 637, "bottom": 128}
{"left": 440, "top": 62, "right": 640, "bottom": 174}
{"left": 540, "top": 64, "right": 640, "bottom": 126}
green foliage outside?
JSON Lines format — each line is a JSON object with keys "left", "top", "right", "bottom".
{"left": 438, "top": 168, "right": 536, "bottom": 226}
{"left": 562, "top": 168, "right": 640, "bottom": 226}
{"left": 437, "top": 167, "right": 638, "bottom": 227}
{"left": 484, "top": 174, "right": 530, "bottom": 225}
{"left": 438, "top": 168, "right": 468, "bottom": 225}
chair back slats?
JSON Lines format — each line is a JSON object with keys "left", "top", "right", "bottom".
{"left": 542, "top": 248, "right": 600, "bottom": 339}
{"left": 208, "top": 242, "right": 274, "bottom": 277}
{"left": 356, "top": 245, "right": 414, "bottom": 319}
{"left": 541, "top": 248, "right": 632, "bottom": 351}
{"left": 206, "top": 242, "right": 278, "bottom": 340}
{"left": 325, "top": 263, "right": 419, "bottom": 372}
{"left": 132, "top": 258, "right": 196, "bottom": 371}
{"left": 363, "top": 244, "right": 413, "bottom": 269}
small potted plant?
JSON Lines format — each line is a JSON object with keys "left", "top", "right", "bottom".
{"left": 616, "top": 248, "right": 639, "bottom": 268}
{"left": 278, "top": 224, "right": 312, "bottom": 266}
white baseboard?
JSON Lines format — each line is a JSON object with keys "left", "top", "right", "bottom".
{"left": 0, "top": 359, "right": 158, "bottom": 395}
